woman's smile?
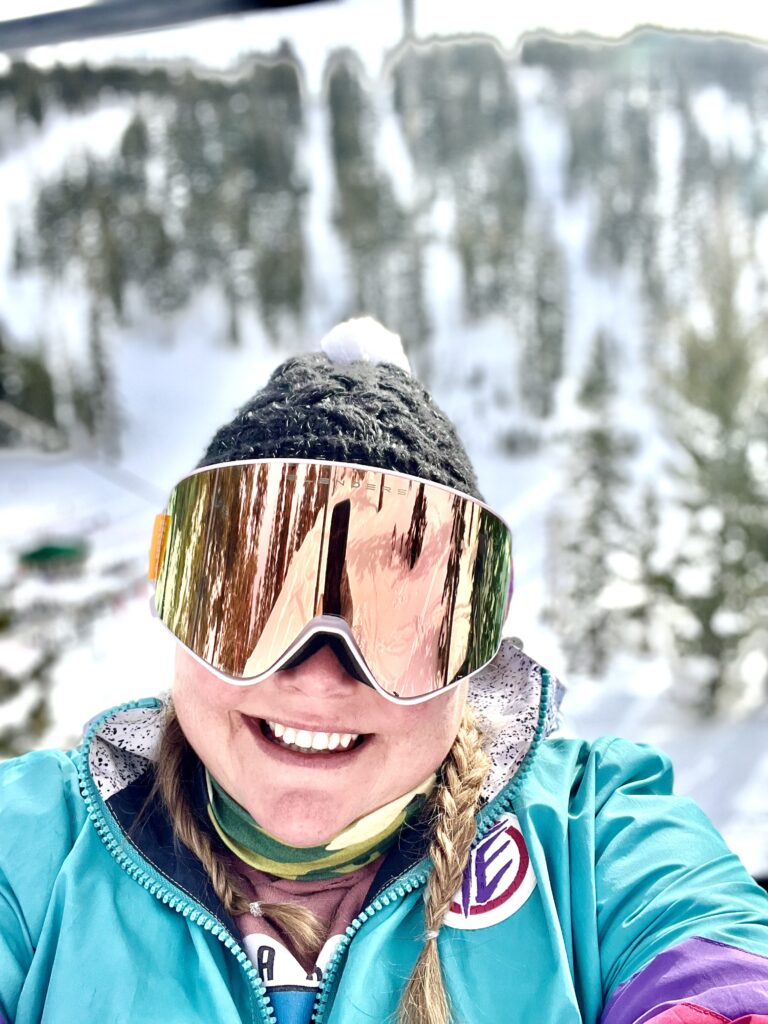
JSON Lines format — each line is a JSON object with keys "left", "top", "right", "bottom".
{"left": 240, "top": 712, "right": 370, "bottom": 770}
{"left": 259, "top": 717, "right": 364, "bottom": 752}
{"left": 173, "top": 643, "right": 466, "bottom": 847}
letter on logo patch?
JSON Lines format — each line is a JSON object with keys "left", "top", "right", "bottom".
{"left": 444, "top": 813, "right": 536, "bottom": 930}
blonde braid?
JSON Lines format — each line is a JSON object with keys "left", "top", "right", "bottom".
{"left": 398, "top": 705, "right": 491, "bottom": 1024}
{"left": 150, "top": 706, "right": 326, "bottom": 962}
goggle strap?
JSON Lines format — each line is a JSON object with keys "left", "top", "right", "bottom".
{"left": 148, "top": 513, "right": 171, "bottom": 582}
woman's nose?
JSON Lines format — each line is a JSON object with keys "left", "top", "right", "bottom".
{"left": 279, "top": 633, "right": 372, "bottom": 686}
{"left": 275, "top": 640, "right": 362, "bottom": 698}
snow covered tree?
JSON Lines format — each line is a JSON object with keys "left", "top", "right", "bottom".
{"left": 327, "top": 50, "right": 430, "bottom": 355}
{"left": 590, "top": 92, "right": 659, "bottom": 273}
{"left": 519, "top": 216, "right": 566, "bottom": 419}
{"left": 390, "top": 39, "right": 527, "bottom": 321}
{"left": 547, "top": 329, "right": 637, "bottom": 676}
{"left": 0, "top": 328, "right": 58, "bottom": 447}
{"left": 647, "top": 215, "right": 768, "bottom": 713}
{"left": 69, "top": 305, "right": 120, "bottom": 456}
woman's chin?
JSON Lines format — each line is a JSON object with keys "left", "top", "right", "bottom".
{"left": 247, "top": 795, "right": 357, "bottom": 848}
{"left": 258, "top": 816, "right": 349, "bottom": 849}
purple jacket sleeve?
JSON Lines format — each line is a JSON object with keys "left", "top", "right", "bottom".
{"left": 601, "top": 937, "right": 768, "bottom": 1024}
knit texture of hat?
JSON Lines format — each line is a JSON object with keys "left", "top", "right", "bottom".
{"left": 199, "top": 353, "right": 481, "bottom": 499}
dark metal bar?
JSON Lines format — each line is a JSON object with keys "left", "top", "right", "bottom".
{"left": 0, "top": 0, "right": 335, "bottom": 53}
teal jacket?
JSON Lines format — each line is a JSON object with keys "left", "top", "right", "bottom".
{"left": 2, "top": 644, "right": 768, "bottom": 1024}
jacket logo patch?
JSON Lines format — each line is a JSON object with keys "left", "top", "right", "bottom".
{"left": 444, "top": 813, "right": 536, "bottom": 930}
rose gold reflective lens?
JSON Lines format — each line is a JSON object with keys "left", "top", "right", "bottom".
{"left": 153, "top": 461, "right": 512, "bottom": 700}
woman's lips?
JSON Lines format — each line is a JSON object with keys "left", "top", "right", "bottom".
{"left": 240, "top": 714, "right": 369, "bottom": 770}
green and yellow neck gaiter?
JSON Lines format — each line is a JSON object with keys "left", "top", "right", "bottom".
{"left": 206, "top": 769, "right": 435, "bottom": 881}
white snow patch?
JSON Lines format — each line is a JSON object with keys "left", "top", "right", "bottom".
{"left": 691, "top": 86, "right": 755, "bottom": 162}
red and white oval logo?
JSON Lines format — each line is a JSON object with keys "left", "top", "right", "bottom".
{"left": 444, "top": 813, "right": 536, "bottom": 930}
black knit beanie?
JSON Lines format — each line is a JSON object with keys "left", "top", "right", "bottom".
{"left": 199, "top": 321, "right": 482, "bottom": 501}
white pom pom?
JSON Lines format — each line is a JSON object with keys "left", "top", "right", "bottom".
{"left": 319, "top": 317, "right": 411, "bottom": 373}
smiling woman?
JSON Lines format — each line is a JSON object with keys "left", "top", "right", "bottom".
{"left": 1, "top": 318, "right": 768, "bottom": 1024}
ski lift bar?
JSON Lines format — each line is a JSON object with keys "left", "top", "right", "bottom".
{"left": 0, "top": 0, "right": 335, "bottom": 53}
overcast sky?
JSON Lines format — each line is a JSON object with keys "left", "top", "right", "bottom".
{"left": 4, "top": 0, "right": 768, "bottom": 92}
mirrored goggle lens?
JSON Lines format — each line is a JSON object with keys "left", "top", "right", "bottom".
{"left": 151, "top": 461, "right": 512, "bottom": 700}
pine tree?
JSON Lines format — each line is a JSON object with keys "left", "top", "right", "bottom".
{"left": 88, "top": 304, "right": 119, "bottom": 456}
{"left": 547, "top": 330, "right": 636, "bottom": 676}
{"left": 390, "top": 40, "right": 526, "bottom": 321}
{"left": 0, "top": 331, "right": 58, "bottom": 438}
{"left": 589, "top": 92, "right": 658, "bottom": 272}
{"left": 520, "top": 219, "right": 566, "bottom": 418}
{"left": 326, "top": 50, "right": 429, "bottom": 349}
{"left": 648, "top": 214, "right": 768, "bottom": 713}
{"left": 628, "top": 486, "right": 661, "bottom": 656}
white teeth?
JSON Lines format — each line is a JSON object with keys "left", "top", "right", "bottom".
{"left": 264, "top": 720, "right": 360, "bottom": 753}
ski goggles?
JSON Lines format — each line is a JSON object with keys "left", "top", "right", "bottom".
{"left": 148, "top": 459, "right": 513, "bottom": 704}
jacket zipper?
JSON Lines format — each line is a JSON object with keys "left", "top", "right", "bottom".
{"left": 310, "top": 775, "right": 527, "bottom": 1023}
{"left": 311, "top": 867, "right": 428, "bottom": 1023}
{"left": 78, "top": 698, "right": 276, "bottom": 1024}
{"left": 310, "top": 668, "right": 553, "bottom": 1023}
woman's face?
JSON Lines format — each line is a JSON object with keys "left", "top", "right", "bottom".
{"left": 172, "top": 644, "right": 467, "bottom": 846}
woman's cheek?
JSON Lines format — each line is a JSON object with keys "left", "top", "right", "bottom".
{"left": 391, "top": 681, "right": 467, "bottom": 764}
{"left": 173, "top": 649, "right": 238, "bottom": 714}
